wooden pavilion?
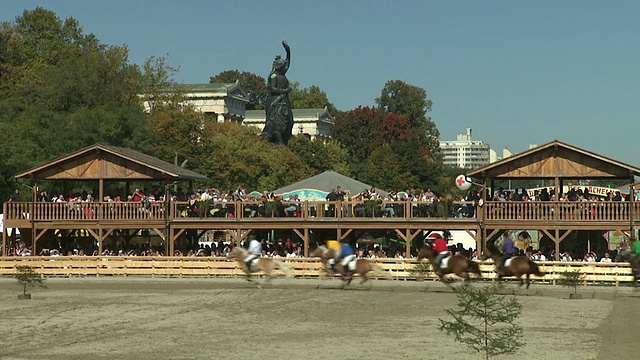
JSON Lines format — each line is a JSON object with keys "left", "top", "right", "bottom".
{"left": 2, "top": 143, "right": 209, "bottom": 255}
{"left": 468, "top": 140, "right": 640, "bottom": 257}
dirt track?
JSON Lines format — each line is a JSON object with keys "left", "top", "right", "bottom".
{"left": 0, "top": 277, "right": 638, "bottom": 360}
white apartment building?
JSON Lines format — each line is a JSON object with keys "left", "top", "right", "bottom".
{"left": 440, "top": 128, "right": 491, "bottom": 168}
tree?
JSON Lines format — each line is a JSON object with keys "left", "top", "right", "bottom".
{"left": 439, "top": 285, "right": 525, "bottom": 360}
{"left": 359, "top": 143, "right": 419, "bottom": 190}
{"left": 197, "top": 121, "right": 310, "bottom": 191}
{"left": 375, "top": 80, "right": 441, "bottom": 159}
{"left": 0, "top": 8, "right": 148, "bottom": 200}
{"left": 209, "top": 70, "right": 267, "bottom": 110}
{"left": 288, "top": 135, "right": 351, "bottom": 176}
{"left": 15, "top": 265, "right": 47, "bottom": 299}
{"left": 141, "top": 56, "right": 204, "bottom": 164}
{"left": 289, "top": 83, "right": 339, "bottom": 116}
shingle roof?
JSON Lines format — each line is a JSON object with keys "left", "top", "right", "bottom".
{"left": 15, "top": 144, "right": 209, "bottom": 181}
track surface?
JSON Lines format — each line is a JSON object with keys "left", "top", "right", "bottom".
{"left": 0, "top": 277, "right": 638, "bottom": 360}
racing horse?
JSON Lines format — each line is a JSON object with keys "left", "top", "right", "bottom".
{"left": 227, "top": 247, "right": 294, "bottom": 288}
{"left": 416, "top": 243, "right": 482, "bottom": 284}
{"left": 310, "top": 245, "right": 391, "bottom": 285}
{"left": 615, "top": 249, "right": 640, "bottom": 281}
{"left": 484, "top": 239, "right": 545, "bottom": 289}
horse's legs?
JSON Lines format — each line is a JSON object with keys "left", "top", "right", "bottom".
{"left": 525, "top": 273, "right": 531, "bottom": 289}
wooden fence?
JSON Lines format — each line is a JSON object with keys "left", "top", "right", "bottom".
{"left": 0, "top": 257, "right": 635, "bottom": 286}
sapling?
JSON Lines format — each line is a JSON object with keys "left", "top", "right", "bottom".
{"left": 15, "top": 265, "right": 47, "bottom": 299}
{"left": 439, "top": 284, "right": 524, "bottom": 359}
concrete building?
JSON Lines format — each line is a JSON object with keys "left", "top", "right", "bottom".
{"left": 143, "top": 82, "right": 249, "bottom": 122}
{"left": 440, "top": 128, "right": 491, "bottom": 168}
{"left": 243, "top": 107, "right": 335, "bottom": 139}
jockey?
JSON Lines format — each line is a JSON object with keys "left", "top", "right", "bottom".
{"left": 335, "top": 242, "right": 356, "bottom": 276}
{"left": 244, "top": 238, "right": 262, "bottom": 271}
{"left": 498, "top": 233, "right": 516, "bottom": 275}
{"left": 433, "top": 236, "right": 449, "bottom": 273}
{"left": 326, "top": 240, "right": 341, "bottom": 271}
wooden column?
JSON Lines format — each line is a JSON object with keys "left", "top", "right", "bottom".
{"left": 303, "top": 228, "right": 309, "bottom": 257}
{"left": 405, "top": 228, "right": 411, "bottom": 257}
{"left": 2, "top": 203, "right": 6, "bottom": 256}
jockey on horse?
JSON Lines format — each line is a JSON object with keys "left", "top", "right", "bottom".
{"left": 244, "top": 237, "right": 263, "bottom": 271}
{"left": 619, "top": 238, "right": 640, "bottom": 278}
{"left": 334, "top": 242, "right": 357, "bottom": 278}
{"left": 325, "top": 239, "right": 342, "bottom": 273}
{"left": 496, "top": 232, "right": 517, "bottom": 277}
{"left": 432, "top": 235, "right": 450, "bottom": 274}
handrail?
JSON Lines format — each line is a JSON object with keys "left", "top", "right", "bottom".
{"left": 4, "top": 200, "right": 638, "bottom": 223}
{"left": 0, "top": 256, "right": 635, "bottom": 286}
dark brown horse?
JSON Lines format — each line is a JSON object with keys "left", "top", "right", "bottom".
{"left": 615, "top": 249, "right": 640, "bottom": 281}
{"left": 417, "top": 244, "right": 481, "bottom": 283}
{"left": 310, "top": 245, "right": 391, "bottom": 286}
{"left": 484, "top": 240, "right": 545, "bottom": 289}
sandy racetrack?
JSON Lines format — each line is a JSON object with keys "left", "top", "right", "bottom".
{"left": 0, "top": 277, "right": 637, "bottom": 360}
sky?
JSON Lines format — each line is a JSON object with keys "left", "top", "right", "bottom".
{"left": 2, "top": 1, "right": 640, "bottom": 166}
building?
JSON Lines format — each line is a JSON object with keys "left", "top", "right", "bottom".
{"left": 440, "top": 128, "right": 491, "bottom": 168}
{"left": 243, "top": 107, "right": 335, "bottom": 139}
{"left": 143, "top": 82, "right": 249, "bottom": 122}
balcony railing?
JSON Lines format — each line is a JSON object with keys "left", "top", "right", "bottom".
{"left": 3, "top": 200, "right": 639, "bottom": 223}
{"left": 484, "top": 201, "right": 639, "bottom": 222}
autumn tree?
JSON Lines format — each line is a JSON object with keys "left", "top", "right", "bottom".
{"left": 209, "top": 70, "right": 267, "bottom": 110}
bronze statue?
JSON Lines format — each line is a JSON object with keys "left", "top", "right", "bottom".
{"left": 260, "top": 40, "right": 294, "bottom": 145}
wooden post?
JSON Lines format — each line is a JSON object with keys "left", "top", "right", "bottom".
{"left": 303, "top": 228, "right": 309, "bottom": 257}
{"left": 405, "top": 228, "right": 411, "bottom": 257}
{"left": 2, "top": 203, "right": 6, "bottom": 256}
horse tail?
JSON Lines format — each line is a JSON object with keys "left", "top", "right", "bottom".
{"left": 272, "top": 260, "right": 295, "bottom": 279}
{"left": 467, "top": 260, "right": 482, "bottom": 277}
{"left": 370, "top": 263, "right": 393, "bottom": 280}
{"left": 528, "top": 260, "right": 545, "bottom": 277}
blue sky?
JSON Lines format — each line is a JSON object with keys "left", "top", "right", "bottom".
{"left": 3, "top": 1, "right": 640, "bottom": 166}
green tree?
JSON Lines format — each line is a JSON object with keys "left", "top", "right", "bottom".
{"left": 15, "top": 265, "right": 47, "bottom": 299}
{"left": 197, "top": 121, "right": 310, "bottom": 191}
{"left": 209, "top": 70, "right": 267, "bottom": 110}
{"left": 289, "top": 82, "right": 339, "bottom": 116}
{"left": 141, "top": 56, "right": 204, "bottom": 165}
{"left": 439, "top": 285, "right": 525, "bottom": 359}
{"left": 288, "top": 135, "right": 351, "bottom": 176}
{"left": 359, "top": 143, "right": 419, "bottom": 190}
{"left": 0, "top": 8, "right": 148, "bottom": 200}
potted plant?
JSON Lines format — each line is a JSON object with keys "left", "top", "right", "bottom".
{"left": 15, "top": 265, "right": 47, "bottom": 300}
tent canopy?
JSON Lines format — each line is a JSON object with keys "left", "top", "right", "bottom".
{"left": 274, "top": 170, "right": 388, "bottom": 201}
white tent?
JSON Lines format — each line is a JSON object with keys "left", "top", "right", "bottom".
{"left": 274, "top": 170, "right": 388, "bottom": 201}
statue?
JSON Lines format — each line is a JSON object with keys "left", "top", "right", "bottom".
{"left": 260, "top": 40, "right": 294, "bottom": 145}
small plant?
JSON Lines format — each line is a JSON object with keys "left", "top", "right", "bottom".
{"left": 14, "top": 265, "right": 47, "bottom": 299}
{"left": 410, "top": 261, "right": 432, "bottom": 280}
{"left": 558, "top": 270, "right": 585, "bottom": 298}
{"left": 439, "top": 284, "right": 524, "bottom": 360}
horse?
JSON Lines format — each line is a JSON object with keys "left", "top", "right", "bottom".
{"left": 310, "top": 245, "right": 391, "bottom": 286}
{"left": 484, "top": 239, "right": 545, "bottom": 289}
{"left": 227, "top": 247, "right": 294, "bottom": 288}
{"left": 615, "top": 249, "right": 640, "bottom": 281}
{"left": 416, "top": 244, "right": 481, "bottom": 284}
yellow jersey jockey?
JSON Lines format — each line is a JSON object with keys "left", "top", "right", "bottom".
{"left": 326, "top": 240, "right": 341, "bottom": 271}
